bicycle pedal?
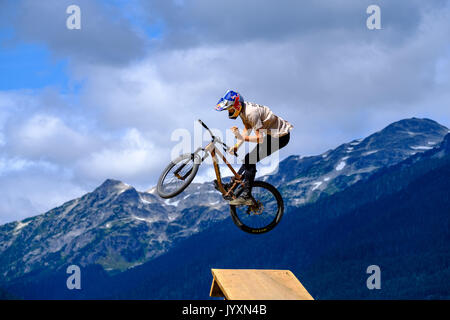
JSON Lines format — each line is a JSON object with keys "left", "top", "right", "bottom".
{"left": 223, "top": 194, "right": 233, "bottom": 201}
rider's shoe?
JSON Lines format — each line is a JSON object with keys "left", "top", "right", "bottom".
{"left": 229, "top": 188, "right": 254, "bottom": 206}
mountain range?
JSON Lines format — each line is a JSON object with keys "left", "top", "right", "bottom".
{"left": 0, "top": 117, "right": 449, "bottom": 299}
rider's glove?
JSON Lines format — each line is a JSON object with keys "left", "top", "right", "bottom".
{"left": 228, "top": 145, "right": 238, "bottom": 156}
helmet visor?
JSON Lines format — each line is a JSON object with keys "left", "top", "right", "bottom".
{"left": 215, "top": 97, "right": 233, "bottom": 111}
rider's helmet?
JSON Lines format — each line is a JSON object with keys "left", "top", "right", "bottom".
{"left": 215, "top": 90, "right": 244, "bottom": 119}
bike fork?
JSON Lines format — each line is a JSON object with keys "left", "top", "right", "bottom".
{"left": 173, "top": 154, "right": 198, "bottom": 180}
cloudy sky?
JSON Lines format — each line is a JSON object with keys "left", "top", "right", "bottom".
{"left": 0, "top": 0, "right": 449, "bottom": 224}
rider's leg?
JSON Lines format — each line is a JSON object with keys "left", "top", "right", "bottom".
{"left": 230, "top": 133, "right": 290, "bottom": 205}
{"left": 229, "top": 166, "right": 257, "bottom": 205}
{"left": 237, "top": 132, "right": 289, "bottom": 178}
{"left": 239, "top": 163, "right": 256, "bottom": 196}
{"left": 245, "top": 131, "right": 290, "bottom": 164}
{"left": 229, "top": 138, "right": 269, "bottom": 205}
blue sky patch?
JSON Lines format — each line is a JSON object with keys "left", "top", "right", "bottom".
{"left": 0, "top": 40, "right": 70, "bottom": 91}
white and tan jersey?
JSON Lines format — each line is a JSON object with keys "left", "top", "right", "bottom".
{"left": 239, "top": 102, "right": 293, "bottom": 138}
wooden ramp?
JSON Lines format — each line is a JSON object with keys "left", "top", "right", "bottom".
{"left": 209, "top": 269, "right": 314, "bottom": 300}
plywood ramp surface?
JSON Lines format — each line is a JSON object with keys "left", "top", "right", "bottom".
{"left": 210, "top": 269, "right": 314, "bottom": 300}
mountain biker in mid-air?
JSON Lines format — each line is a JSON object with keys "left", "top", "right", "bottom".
{"left": 214, "top": 90, "right": 293, "bottom": 205}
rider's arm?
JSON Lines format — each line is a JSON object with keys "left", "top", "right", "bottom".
{"left": 242, "top": 128, "right": 263, "bottom": 144}
{"left": 229, "top": 124, "right": 249, "bottom": 155}
{"left": 236, "top": 124, "right": 263, "bottom": 144}
{"left": 235, "top": 124, "right": 252, "bottom": 147}
{"left": 229, "top": 125, "right": 263, "bottom": 155}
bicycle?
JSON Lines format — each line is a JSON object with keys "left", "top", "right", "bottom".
{"left": 156, "top": 119, "right": 284, "bottom": 234}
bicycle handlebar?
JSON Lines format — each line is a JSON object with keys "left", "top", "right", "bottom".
{"left": 198, "top": 119, "right": 215, "bottom": 140}
{"left": 197, "top": 119, "right": 238, "bottom": 157}
{"left": 197, "top": 119, "right": 209, "bottom": 131}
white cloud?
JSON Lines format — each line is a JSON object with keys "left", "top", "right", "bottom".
{"left": 76, "top": 128, "right": 165, "bottom": 186}
{"left": 0, "top": 168, "right": 87, "bottom": 223}
{"left": 6, "top": 114, "right": 94, "bottom": 163}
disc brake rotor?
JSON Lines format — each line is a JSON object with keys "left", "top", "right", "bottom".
{"left": 248, "top": 200, "right": 263, "bottom": 215}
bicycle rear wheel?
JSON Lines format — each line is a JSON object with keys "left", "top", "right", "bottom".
{"left": 157, "top": 153, "right": 200, "bottom": 199}
{"left": 229, "top": 181, "right": 284, "bottom": 234}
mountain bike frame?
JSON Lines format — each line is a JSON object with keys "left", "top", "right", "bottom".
{"left": 191, "top": 119, "right": 250, "bottom": 201}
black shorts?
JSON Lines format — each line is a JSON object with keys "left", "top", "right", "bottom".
{"left": 244, "top": 132, "right": 290, "bottom": 165}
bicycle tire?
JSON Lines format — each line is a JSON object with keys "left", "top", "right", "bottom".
{"left": 156, "top": 153, "right": 200, "bottom": 199}
{"left": 229, "top": 180, "right": 284, "bottom": 234}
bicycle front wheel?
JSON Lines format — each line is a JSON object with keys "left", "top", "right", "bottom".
{"left": 229, "top": 181, "right": 284, "bottom": 234}
{"left": 157, "top": 153, "right": 200, "bottom": 199}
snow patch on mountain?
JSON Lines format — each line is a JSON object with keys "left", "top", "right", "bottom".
{"left": 164, "top": 199, "right": 180, "bottom": 207}
{"left": 13, "top": 220, "right": 31, "bottom": 234}
{"left": 363, "top": 150, "right": 378, "bottom": 156}
{"left": 146, "top": 187, "right": 157, "bottom": 194}
{"left": 133, "top": 215, "right": 159, "bottom": 224}
{"left": 336, "top": 161, "right": 346, "bottom": 171}
{"left": 312, "top": 181, "right": 322, "bottom": 191}
{"left": 350, "top": 139, "right": 362, "bottom": 146}
{"left": 411, "top": 145, "right": 434, "bottom": 150}
{"left": 115, "top": 182, "right": 132, "bottom": 194}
